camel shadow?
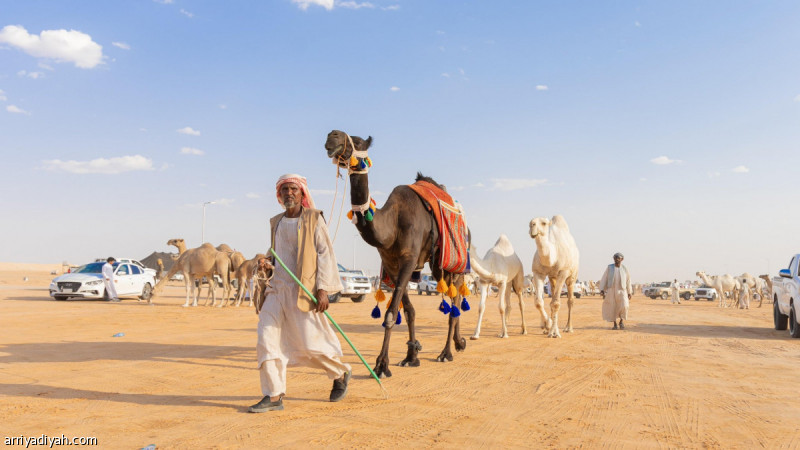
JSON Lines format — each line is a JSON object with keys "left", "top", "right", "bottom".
{"left": 631, "top": 323, "right": 788, "bottom": 340}
{"left": 0, "top": 341, "right": 253, "bottom": 369}
{"left": 3, "top": 383, "right": 253, "bottom": 411}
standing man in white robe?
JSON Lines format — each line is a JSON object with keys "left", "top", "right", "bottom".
{"left": 739, "top": 282, "right": 751, "bottom": 309}
{"left": 102, "top": 257, "right": 119, "bottom": 302}
{"left": 670, "top": 279, "right": 681, "bottom": 304}
{"left": 249, "top": 174, "right": 350, "bottom": 413}
{"left": 599, "top": 252, "right": 632, "bottom": 330}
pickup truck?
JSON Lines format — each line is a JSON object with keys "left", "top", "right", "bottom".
{"left": 328, "top": 264, "right": 372, "bottom": 303}
{"left": 772, "top": 254, "right": 800, "bottom": 337}
{"left": 644, "top": 281, "right": 694, "bottom": 300}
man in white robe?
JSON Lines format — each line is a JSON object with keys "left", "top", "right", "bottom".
{"left": 739, "top": 282, "right": 751, "bottom": 309}
{"left": 102, "top": 257, "right": 119, "bottom": 302}
{"left": 599, "top": 252, "right": 632, "bottom": 330}
{"left": 249, "top": 174, "right": 350, "bottom": 413}
{"left": 670, "top": 279, "right": 681, "bottom": 304}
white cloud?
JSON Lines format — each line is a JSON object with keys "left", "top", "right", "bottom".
{"left": 732, "top": 165, "right": 750, "bottom": 173}
{"left": 218, "top": 104, "right": 227, "bottom": 110}
{"left": 436, "top": 30, "right": 445, "bottom": 35}
{"left": 139, "top": 127, "right": 147, "bottom": 132}
{"left": 535, "top": 85, "right": 548, "bottom": 91}
{"left": 489, "top": 178, "right": 547, "bottom": 191}
{"left": 0, "top": 89, "right": 6, "bottom": 101}
{"left": 794, "top": 94, "right": 800, "bottom": 102}
{"left": 448, "top": 185, "right": 466, "bottom": 192}
{"left": 180, "top": 9, "right": 194, "bottom": 18}
{"left": 153, "top": 0, "right": 174, "bottom": 3}
{"left": 0, "top": 25, "right": 104, "bottom": 69}
{"left": 383, "top": 5, "right": 399, "bottom": 10}
{"left": 390, "top": 86, "right": 399, "bottom": 91}
{"left": 635, "top": 21, "right": 641, "bottom": 27}
{"left": 650, "top": 156, "right": 681, "bottom": 165}
{"left": 177, "top": 126, "right": 200, "bottom": 136}
{"left": 37, "top": 62, "right": 54, "bottom": 70}
{"left": 293, "top": 0, "right": 334, "bottom": 10}
{"left": 472, "top": 182, "right": 485, "bottom": 188}
{"left": 180, "top": 147, "right": 204, "bottom": 156}
{"left": 112, "top": 42, "right": 130, "bottom": 50}
{"left": 338, "top": 1, "right": 375, "bottom": 9}
{"left": 441, "top": 73, "right": 450, "bottom": 78}
{"left": 245, "top": 192, "right": 261, "bottom": 199}
{"left": 639, "top": 178, "right": 647, "bottom": 182}
{"left": 214, "top": 198, "right": 235, "bottom": 206}
{"left": 41, "top": 155, "right": 154, "bottom": 174}
{"left": 7, "top": 105, "right": 30, "bottom": 115}
{"left": 18, "top": 70, "right": 44, "bottom": 79}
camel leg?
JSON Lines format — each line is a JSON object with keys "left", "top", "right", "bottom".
{"left": 399, "top": 293, "right": 422, "bottom": 367}
{"left": 376, "top": 261, "right": 415, "bottom": 376}
{"left": 374, "top": 327, "right": 394, "bottom": 378}
{"left": 497, "top": 280, "right": 510, "bottom": 338}
{"left": 533, "top": 275, "right": 551, "bottom": 333}
{"left": 437, "top": 311, "right": 457, "bottom": 362}
{"left": 549, "top": 274, "right": 568, "bottom": 338}
{"left": 514, "top": 279, "right": 528, "bottom": 335}
{"left": 453, "top": 310, "right": 466, "bottom": 352}
{"left": 563, "top": 277, "right": 575, "bottom": 333}
{"left": 182, "top": 274, "right": 194, "bottom": 307}
{"left": 470, "top": 282, "right": 490, "bottom": 340}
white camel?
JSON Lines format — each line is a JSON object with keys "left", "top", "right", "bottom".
{"left": 758, "top": 275, "right": 772, "bottom": 307}
{"left": 468, "top": 235, "right": 536, "bottom": 339}
{"left": 529, "top": 215, "right": 579, "bottom": 338}
{"left": 696, "top": 271, "right": 739, "bottom": 308}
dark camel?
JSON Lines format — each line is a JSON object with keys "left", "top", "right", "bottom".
{"left": 324, "top": 130, "right": 468, "bottom": 378}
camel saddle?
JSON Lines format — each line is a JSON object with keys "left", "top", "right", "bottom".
{"left": 408, "top": 181, "right": 469, "bottom": 274}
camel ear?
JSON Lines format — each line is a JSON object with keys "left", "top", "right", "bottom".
{"left": 365, "top": 136, "right": 372, "bottom": 150}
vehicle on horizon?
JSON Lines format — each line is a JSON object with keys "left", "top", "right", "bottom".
{"left": 693, "top": 285, "right": 717, "bottom": 301}
{"left": 49, "top": 261, "right": 156, "bottom": 301}
{"left": 95, "top": 258, "right": 157, "bottom": 278}
{"left": 417, "top": 274, "right": 437, "bottom": 295}
{"left": 329, "top": 263, "right": 371, "bottom": 303}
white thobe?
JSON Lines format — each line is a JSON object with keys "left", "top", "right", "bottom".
{"left": 102, "top": 262, "right": 118, "bottom": 300}
{"left": 670, "top": 282, "right": 680, "bottom": 304}
{"left": 256, "top": 216, "right": 349, "bottom": 398}
{"left": 739, "top": 285, "right": 750, "bottom": 309}
{"left": 600, "top": 264, "right": 631, "bottom": 322}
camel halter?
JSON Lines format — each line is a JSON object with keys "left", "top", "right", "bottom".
{"left": 329, "top": 132, "right": 376, "bottom": 224}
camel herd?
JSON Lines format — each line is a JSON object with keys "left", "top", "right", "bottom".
{"left": 694, "top": 271, "right": 771, "bottom": 309}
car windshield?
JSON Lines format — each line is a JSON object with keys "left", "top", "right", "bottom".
{"left": 74, "top": 262, "right": 118, "bottom": 273}
{"left": 337, "top": 264, "right": 348, "bottom": 272}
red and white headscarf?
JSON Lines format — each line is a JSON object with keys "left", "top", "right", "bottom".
{"left": 275, "top": 173, "right": 315, "bottom": 209}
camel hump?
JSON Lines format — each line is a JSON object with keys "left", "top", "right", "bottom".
{"left": 551, "top": 215, "right": 570, "bottom": 231}
{"left": 493, "top": 234, "right": 515, "bottom": 255}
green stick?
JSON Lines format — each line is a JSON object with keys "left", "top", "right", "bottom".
{"left": 269, "top": 247, "right": 386, "bottom": 397}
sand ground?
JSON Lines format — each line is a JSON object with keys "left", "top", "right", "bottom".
{"left": 2, "top": 263, "right": 800, "bottom": 449}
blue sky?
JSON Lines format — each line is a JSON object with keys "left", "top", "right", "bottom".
{"left": 2, "top": 0, "right": 800, "bottom": 283}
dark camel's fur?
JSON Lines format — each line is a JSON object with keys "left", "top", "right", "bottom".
{"left": 325, "top": 130, "right": 467, "bottom": 378}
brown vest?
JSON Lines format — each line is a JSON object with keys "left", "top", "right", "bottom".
{"left": 269, "top": 208, "right": 321, "bottom": 312}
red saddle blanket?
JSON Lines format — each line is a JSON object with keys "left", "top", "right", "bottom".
{"left": 408, "top": 181, "right": 469, "bottom": 274}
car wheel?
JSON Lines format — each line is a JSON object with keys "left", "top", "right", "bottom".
{"left": 54, "top": 295, "right": 67, "bottom": 301}
{"left": 789, "top": 302, "right": 800, "bottom": 338}
{"left": 352, "top": 294, "right": 365, "bottom": 303}
{"left": 774, "top": 298, "right": 789, "bottom": 331}
{"left": 575, "top": 293, "right": 581, "bottom": 299}
{"left": 328, "top": 293, "right": 340, "bottom": 303}
{"left": 682, "top": 292, "right": 691, "bottom": 300}
{"left": 418, "top": 290, "right": 422, "bottom": 295}
{"left": 660, "top": 292, "right": 669, "bottom": 300}
{"left": 140, "top": 283, "right": 153, "bottom": 301}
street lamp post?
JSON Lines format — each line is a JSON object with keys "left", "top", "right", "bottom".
{"left": 202, "top": 201, "right": 216, "bottom": 243}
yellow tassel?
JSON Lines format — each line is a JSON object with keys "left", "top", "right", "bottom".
{"left": 347, "top": 210, "right": 354, "bottom": 220}
{"left": 436, "top": 278, "right": 447, "bottom": 293}
{"left": 460, "top": 284, "right": 471, "bottom": 297}
{"left": 447, "top": 283, "right": 458, "bottom": 298}
{"left": 375, "top": 289, "right": 386, "bottom": 302}
{"left": 398, "top": 301, "right": 403, "bottom": 310}
{"left": 350, "top": 156, "right": 359, "bottom": 166}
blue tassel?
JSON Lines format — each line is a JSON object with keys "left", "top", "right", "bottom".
{"left": 465, "top": 251, "right": 471, "bottom": 272}
{"left": 360, "top": 159, "right": 368, "bottom": 170}
{"left": 438, "top": 299, "right": 451, "bottom": 315}
{"left": 371, "top": 305, "right": 381, "bottom": 319}
{"left": 450, "top": 304, "right": 461, "bottom": 317}
{"left": 461, "top": 297, "right": 470, "bottom": 311}
{"left": 396, "top": 313, "right": 402, "bottom": 325}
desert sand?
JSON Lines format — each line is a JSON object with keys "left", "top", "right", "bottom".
{"left": 2, "top": 262, "right": 799, "bottom": 449}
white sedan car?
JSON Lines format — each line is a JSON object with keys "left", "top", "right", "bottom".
{"left": 49, "top": 261, "right": 156, "bottom": 301}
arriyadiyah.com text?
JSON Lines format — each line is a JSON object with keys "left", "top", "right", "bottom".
{"left": 5, "top": 434, "right": 98, "bottom": 448}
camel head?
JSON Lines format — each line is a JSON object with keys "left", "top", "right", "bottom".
{"left": 167, "top": 238, "right": 184, "bottom": 247}
{"left": 529, "top": 217, "right": 551, "bottom": 239}
{"left": 325, "top": 130, "right": 373, "bottom": 168}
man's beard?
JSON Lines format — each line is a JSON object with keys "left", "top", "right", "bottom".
{"left": 283, "top": 197, "right": 299, "bottom": 209}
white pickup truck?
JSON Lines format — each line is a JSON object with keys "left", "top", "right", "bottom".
{"left": 772, "top": 254, "right": 800, "bottom": 338}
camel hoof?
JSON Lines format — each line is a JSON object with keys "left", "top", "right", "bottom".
{"left": 497, "top": 333, "right": 509, "bottom": 339}
{"left": 521, "top": 329, "right": 528, "bottom": 335}
{"left": 564, "top": 327, "right": 574, "bottom": 333}
{"left": 436, "top": 353, "right": 453, "bottom": 362}
{"left": 548, "top": 333, "right": 562, "bottom": 339}
{"left": 181, "top": 304, "right": 190, "bottom": 308}
{"left": 456, "top": 338, "right": 467, "bottom": 352}
{"left": 470, "top": 335, "right": 480, "bottom": 340}
{"left": 399, "top": 359, "right": 420, "bottom": 367}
